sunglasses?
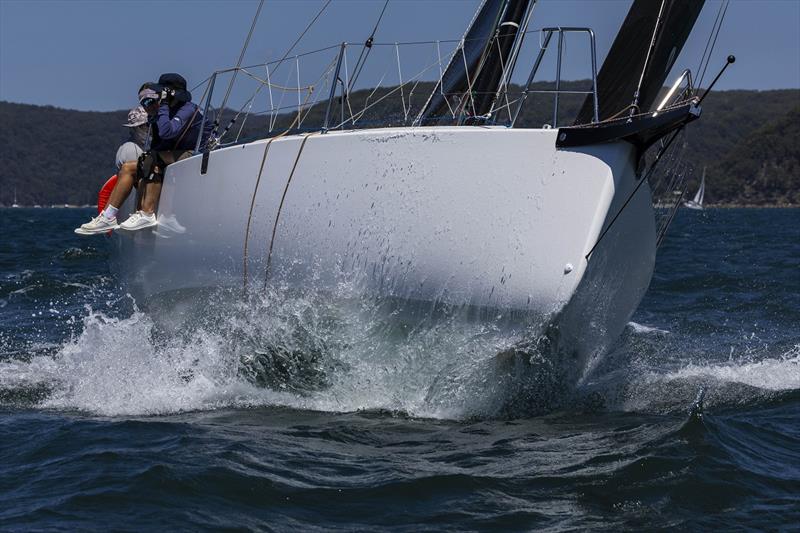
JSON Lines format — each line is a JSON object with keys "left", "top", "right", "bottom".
{"left": 140, "top": 97, "right": 158, "bottom": 107}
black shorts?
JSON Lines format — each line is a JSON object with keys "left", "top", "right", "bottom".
{"left": 136, "top": 150, "right": 193, "bottom": 184}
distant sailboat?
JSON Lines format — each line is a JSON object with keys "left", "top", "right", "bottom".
{"left": 12, "top": 188, "right": 20, "bottom": 208}
{"left": 684, "top": 167, "right": 706, "bottom": 210}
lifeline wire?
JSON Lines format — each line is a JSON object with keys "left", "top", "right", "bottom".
{"left": 217, "top": 0, "right": 333, "bottom": 145}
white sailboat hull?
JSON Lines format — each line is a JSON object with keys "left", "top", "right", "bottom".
{"left": 112, "top": 126, "right": 656, "bottom": 382}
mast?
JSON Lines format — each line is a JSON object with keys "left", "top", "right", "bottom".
{"left": 574, "top": 0, "right": 705, "bottom": 125}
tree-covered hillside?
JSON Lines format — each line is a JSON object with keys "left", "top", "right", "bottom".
{"left": 0, "top": 87, "right": 797, "bottom": 206}
{"left": 0, "top": 104, "right": 129, "bottom": 206}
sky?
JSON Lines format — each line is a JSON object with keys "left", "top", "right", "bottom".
{"left": 1, "top": 0, "right": 799, "bottom": 112}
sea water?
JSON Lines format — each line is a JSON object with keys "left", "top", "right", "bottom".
{"left": 1, "top": 207, "right": 798, "bottom": 530}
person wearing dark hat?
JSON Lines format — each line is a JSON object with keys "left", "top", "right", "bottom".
{"left": 115, "top": 73, "right": 213, "bottom": 231}
{"left": 75, "top": 74, "right": 212, "bottom": 234}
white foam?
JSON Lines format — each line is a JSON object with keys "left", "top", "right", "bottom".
{"left": 661, "top": 346, "right": 800, "bottom": 391}
{"left": 627, "top": 321, "right": 670, "bottom": 335}
{"left": 0, "top": 296, "right": 530, "bottom": 419}
{"left": 6, "top": 292, "right": 793, "bottom": 419}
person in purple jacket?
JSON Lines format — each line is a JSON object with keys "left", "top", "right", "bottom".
{"left": 76, "top": 73, "right": 213, "bottom": 234}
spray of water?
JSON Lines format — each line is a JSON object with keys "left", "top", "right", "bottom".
{"left": 1, "top": 286, "right": 797, "bottom": 419}
{"left": 0, "top": 283, "right": 566, "bottom": 418}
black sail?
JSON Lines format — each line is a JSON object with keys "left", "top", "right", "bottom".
{"left": 415, "top": 0, "right": 507, "bottom": 125}
{"left": 574, "top": 0, "right": 705, "bottom": 125}
{"left": 469, "top": 0, "right": 531, "bottom": 121}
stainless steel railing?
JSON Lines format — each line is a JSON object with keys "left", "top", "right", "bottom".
{"left": 510, "top": 27, "right": 599, "bottom": 128}
{"left": 191, "top": 28, "right": 603, "bottom": 153}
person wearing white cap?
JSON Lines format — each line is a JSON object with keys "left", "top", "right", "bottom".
{"left": 115, "top": 106, "right": 149, "bottom": 170}
{"left": 75, "top": 104, "right": 152, "bottom": 234}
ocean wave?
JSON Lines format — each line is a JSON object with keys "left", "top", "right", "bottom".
{"left": 0, "top": 290, "right": 553, "bottom": 419}
{"left": 600, "top": 345, "right": 800, "bottom": 415}
{"left": 1, "top": 284, "right": 796, "bottom": 420}
{"left": 662, "top": 345, "right": 800, "bottom": 392}
{"left": 626, "top": 321, "right": 670, "bottom": 335}
{"left": 60, "top": 246, "right": 101, "bottom": 259}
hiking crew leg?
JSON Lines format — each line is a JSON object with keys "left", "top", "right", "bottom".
{"left": 138, "top": 150, "right": 192, "bottom": 214}
{"left": 141, "top": 181, "right": 162, "bottom": 215}
{"left": 108, "top": 161, "right": 138, "bottom": 210}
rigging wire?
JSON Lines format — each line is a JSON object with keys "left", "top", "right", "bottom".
{"left": 273, "top": 0, "right": 333, "bottom": 71}
{"left": 211, "top": 0, "right": 265, "bottom": 138}
{"left": 631, "top": 0, "right": 667, "bottom": 115}
{"left": 697, "top": 0, "right": 730, "bottom": 90}
{"left": 331, "top": 52, "right": 456, "bottom": 130}
{"left": 585, "top": 126, "right": 685, "bottom": 261}
{"left": 413, "top": 0, "right": 489, "bottom": 126}
{"left": 694, "top": 0, "right": 725, "bottom": 82}
{"left": 347, "top": 0, "right": 390, "bottom": 93}
{"left": 216, "top": 0, "right": 333, "bottom": 144}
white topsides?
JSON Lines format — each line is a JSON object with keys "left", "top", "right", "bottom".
{"left": 115, "top": 125, "right": 650, "bottom": 342}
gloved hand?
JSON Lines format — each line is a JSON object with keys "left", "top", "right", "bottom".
{"left": 159, "top": 88, "right": 170, "bottom": 102}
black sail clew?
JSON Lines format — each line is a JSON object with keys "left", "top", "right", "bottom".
{"left": 574, "top": 0, "right": 705, "bottom": 125}
{"left": 416, "top": 0, "right": 529, "bottom": 126}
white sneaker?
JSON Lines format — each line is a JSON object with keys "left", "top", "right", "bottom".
{"left": 75, "top": 214, "right": 118, "bottom": 235}
{"left": 157, "top": 214, "right": 186, "bottom": 234}
{"left": 119, "top": 211, "right": 158, "bottom": 231}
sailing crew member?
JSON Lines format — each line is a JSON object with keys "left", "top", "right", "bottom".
{"left": 74, "top": 101, "right": 151, "bottom": 235}
{"left": 75, "top": 73, "right": 212, "bottom": 234}
{"left": 116, "top": 105, "right": 149, "bottom": 170}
